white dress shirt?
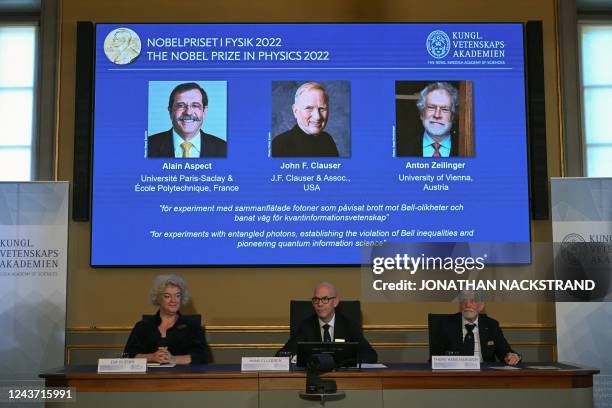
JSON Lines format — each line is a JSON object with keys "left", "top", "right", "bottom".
{"left": 318, "top": 314, "right": 336, "bottom": 341}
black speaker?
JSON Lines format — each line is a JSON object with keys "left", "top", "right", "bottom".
{"left": 525, "top": 21, "right": 549, "bottom": 220}
{"left": 72, "top": 21, "right": 95, "bottom": 222}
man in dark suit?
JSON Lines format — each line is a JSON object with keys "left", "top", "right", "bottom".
{"left": 276, "top": 282, "right": 377, "bottom": 363}
{"left": 429, "top": 291, "right": 521, "bottom": 365}
{"left": 148, "top": 82, "right": 226, "bottom": 158}
{"left": 396, "top": 81, "right": 459, "bottom": 157}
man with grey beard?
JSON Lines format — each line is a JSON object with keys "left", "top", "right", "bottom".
{"left": 397, "top": 81, "right": 459, "bottom": 157}
{"left": 429, "top": 291, "right": 521, "bottom": 365}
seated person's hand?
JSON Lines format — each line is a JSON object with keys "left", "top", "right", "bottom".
{"left": 504, "top": 352, "right": 521, "bottom": 366}
{"left": 152, "top": 347, "right": 172, "bottom": 364}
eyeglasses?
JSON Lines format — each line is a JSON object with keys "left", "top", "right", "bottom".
{"left": 173, "top": 102, "right": 204, "bottom": 111}
{"left": 425, "top": 104, "right": 451, "bottom": 115}
{"left": 312, "top": 296, "right": 336, "bottom": 304}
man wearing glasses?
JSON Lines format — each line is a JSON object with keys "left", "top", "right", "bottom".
{"left": 148, "top": 82, "right": 227, "bottom": 158}
{"left": 396, "top": 81, "right": 459, "bottom": 157}
{"left": 276, "top": 282, "right": 377, "bottom": 363}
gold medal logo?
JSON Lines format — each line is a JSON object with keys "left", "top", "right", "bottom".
{"left": 103, "top": 28, "right": 141, "bottom": 65}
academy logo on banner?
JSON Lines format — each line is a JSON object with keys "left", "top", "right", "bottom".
{"left": 0, "top": 182, "right": 69, "bottom": 376}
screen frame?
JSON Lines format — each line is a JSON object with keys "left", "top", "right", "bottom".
{"left": 88, "top": 21, "right": 534, "bottom": 268}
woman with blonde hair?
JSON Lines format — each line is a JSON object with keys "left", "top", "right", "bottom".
{"left": 124, "top": 274, "right": 208, "bottom": 364}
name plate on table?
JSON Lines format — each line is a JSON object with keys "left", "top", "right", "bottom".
{"left": 432, "top": 356, "right": 480, "bottom": 370}
{"left": 97, "top": 358, "right": 147, "bottom": 373}
{"left": 241, "top": 357, "right": 290, "bottom": 372}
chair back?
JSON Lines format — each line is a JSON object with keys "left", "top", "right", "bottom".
{"left": 142, "top": 314, "right": 202, "bottom": 327}
{"left": 428, "top": 313, "right": 454, "bottom": 357}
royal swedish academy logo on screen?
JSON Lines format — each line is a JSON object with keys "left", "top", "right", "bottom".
{"left": 426, "top": 30, "right": 451, "bottom": 59}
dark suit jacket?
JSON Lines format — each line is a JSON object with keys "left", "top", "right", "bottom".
{"left": 276, "top": 312, "right": 377, "bottom": 363}
{"left": 147, "top": 129, "right": 227, "bottom": 158}
{"left": 429, "top": 313, "right": 516, "bottom": 363}
{"left": 396, "top": 132, "right": 458, "bottom": 157}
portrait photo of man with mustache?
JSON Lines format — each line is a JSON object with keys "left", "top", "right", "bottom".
{"left": 147, "top": 82, "right": 227, "bottom": 158}
{"left": 395, "top": 81, "right": 474, "bottom": 158}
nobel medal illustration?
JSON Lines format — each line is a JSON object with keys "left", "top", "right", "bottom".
{"left": 103, "top": 28, "right": 141, "bottom": 65}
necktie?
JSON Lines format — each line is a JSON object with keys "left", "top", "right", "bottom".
{"left": 432, "top": 142, "right": 441, "bottom": 157}
{"left": 464, "top": 323, "right": 475, "bottom": 356}
{"left": 180, "top": 141, "right": 193, "bottom": 158}
{"left": 323, "top": 324, "right": 331, "bottom": 342}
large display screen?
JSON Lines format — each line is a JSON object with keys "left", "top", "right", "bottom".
{"left": 91, "top": 23, "right": 530, "bottom": 266}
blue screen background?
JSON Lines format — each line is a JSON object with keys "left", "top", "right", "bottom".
{"left": 91, "top": 23, "right": 530, "bottom": 266}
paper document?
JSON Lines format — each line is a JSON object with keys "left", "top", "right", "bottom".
{"left": 147, "top": 363, "right": 176, "bottom": 368}
{"left": 526, "top": 365, "right": 559, "bottom": 370}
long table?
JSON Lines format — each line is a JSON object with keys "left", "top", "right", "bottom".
{"left": 41, "top": 363, "right": 598, "bottom": 408}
